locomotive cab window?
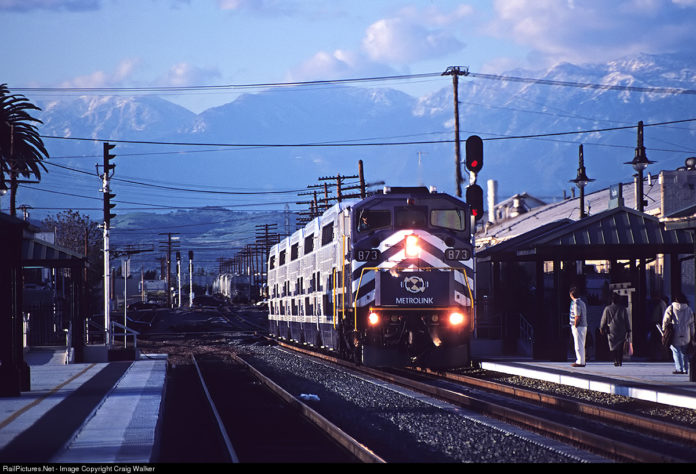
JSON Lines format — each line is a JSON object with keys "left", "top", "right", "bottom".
{"left": 395, "top": 206, "right": 427, "bottom": 229}
{"left": 431, "top": 209, "right": 467, "bottom": 231}
{"left": 291, "top": 243, "right": 299, "bottom": 261}
{"left": 279, "top": 250, "right": 286, "bottom": 266}
{"left": 357, "top": 209, "right": 391, "bottom": 233}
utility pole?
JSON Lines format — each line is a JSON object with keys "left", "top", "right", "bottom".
{"left": 110, "top": 244, "right": 152, "bottom": 345}
{"left": 158, "top": 233, "right": 180, "bottom": 308}
{"left": 442, "top": 66, "right": 469, "bottom": 197}
{"left": 358, "top": 160, "right": 366, "bottom": 198}
{"left": 176, "top": 251, "right": 182, "bottom": 308}
{"left": 188, "top": 251, "right": 194, "bottom": 307}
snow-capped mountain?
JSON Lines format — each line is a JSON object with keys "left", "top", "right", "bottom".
{"left": 24, "top": 52, "right": 696, "bottom": 219}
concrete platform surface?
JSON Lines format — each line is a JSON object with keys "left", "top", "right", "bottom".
{"left": 0, "top": 348, "right": 166, "bottom": 464}
{"left": 481, "top": 359, "right": 696, "bottom": 410}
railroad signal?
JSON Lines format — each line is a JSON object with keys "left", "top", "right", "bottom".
{"left": 466, "top": 184, "right": 484, "bottom": 221}
{"left": 104, "top": 191, "right": 116, "bottom": 228}
{"left": 103, "top": 142, "right": 116, "bottom": 175}
{"left": 465, "top": 135, "right": 483, "bottom": 174}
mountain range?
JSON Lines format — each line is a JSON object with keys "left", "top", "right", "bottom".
{"left": 17, "top": 52, "right": 696, "bottom": 273}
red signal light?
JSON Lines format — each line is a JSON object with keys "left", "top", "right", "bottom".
{"left": 465, "top": 135, "right": 483, "bottom": 173}
{"left": 466, "top": 184, "right": 484, "bottom": 221}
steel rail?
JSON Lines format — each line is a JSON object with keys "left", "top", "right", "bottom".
{"left": 414, "top": 366, "right": 696, "bottom": 446}
{"left": 272, "top": 339, "right": 693, "bottom": 463}
{"left": 380, "top": 367, "right": 688, "bottom": 463}
{"left": 191, "top": 354, "right": 240, "bottom": 463}
{"left": 229, "top": 351, "right": 385, "bottom": 464}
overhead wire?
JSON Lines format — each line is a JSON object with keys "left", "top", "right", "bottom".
{"left": 39, "top": 117, "right": 696, "bottom": 148}
{"left": 13, "top": 69, "right": 696, "bottom": 95}
{"left": 18, "top": 69, "right": 696, "bottom": 235}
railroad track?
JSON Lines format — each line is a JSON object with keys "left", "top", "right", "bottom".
{"left": 146, "top": 308, "right": 695, "bottom": 463}
{"left": 273, "top": 339, "right": 696, "bottom": 463}
{"left": 184, "top": 352, "right": 383, "bottom": 463}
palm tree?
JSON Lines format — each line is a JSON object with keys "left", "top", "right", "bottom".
{"left": 0, "top": 83, "right": 49, "bottom": 216}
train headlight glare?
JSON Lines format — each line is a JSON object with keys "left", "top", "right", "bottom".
{"left": 449, "top": 312, "right": 465, "bottom": 326}
{"left": 368, "top": 312, "right": 380, "bottom": 326}
{"left": 405, "top": 235, "right": 420, "bottom": 258}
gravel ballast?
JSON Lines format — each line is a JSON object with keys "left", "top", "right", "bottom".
{"left": 229, "top": 336, "right": 598, "bottom": 463}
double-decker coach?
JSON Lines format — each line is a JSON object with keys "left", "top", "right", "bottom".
{"left": 267, "top": 186, "right": 474, "bottom": 368}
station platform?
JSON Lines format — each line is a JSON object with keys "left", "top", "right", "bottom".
{"left": 480, "top": 359, "right": 696, "bottom": 410}
{"left": 0, "top": 347, "right": 167, "bottom": 464}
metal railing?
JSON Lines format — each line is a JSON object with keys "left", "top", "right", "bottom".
{"left": 110, "top": 320, "right": 140, "bottom": 348}
{"left": 519, "top": 314, "right": 534, "bottom": 356}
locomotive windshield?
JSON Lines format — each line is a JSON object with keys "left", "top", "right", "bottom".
{"left": 395, "top": 206, "right": 427, "bottom": 229}
{"left": 430, "top": 209, "right": 467, "bottom": 231}
{"left": 357, "top": 209, "right": 391, "bottom": 233}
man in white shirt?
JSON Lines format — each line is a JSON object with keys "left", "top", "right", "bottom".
{"left": 569, "top": 286, "right": 588, "bottom": 367}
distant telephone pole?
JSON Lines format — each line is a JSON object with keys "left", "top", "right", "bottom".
{"left": 442, "top": 66, "right": 469, "bottom": 197}
{"left": 158, "top": 233, "right": 180, "bottom": 308}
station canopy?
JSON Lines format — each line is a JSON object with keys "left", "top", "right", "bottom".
{"left": 477, "top": 206, "right": 695, "bottom": 262}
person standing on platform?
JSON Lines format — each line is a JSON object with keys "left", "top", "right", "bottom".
{"left": 662, "top": 293, "right": 695, "bottom": 374}
{"left": 569, "top": 286, "right": 588, "bottom": 367}
{"left": 600, "top": 292, "right": 631, "bottom": 366}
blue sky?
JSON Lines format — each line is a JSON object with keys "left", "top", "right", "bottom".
{"left": 3, "top": 0, "right": 696, "bottom": 113}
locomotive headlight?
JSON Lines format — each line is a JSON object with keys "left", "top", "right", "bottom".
{"left": 368, "top": 312, "right": 380, "bottom": 326}
{"left": 449, "top": 312, "right": 465, "bottom": 326}
{"left": 405, "top": 234, "right": 420, "bottom": 258}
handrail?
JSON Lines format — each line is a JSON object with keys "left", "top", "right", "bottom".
{"left": 342, "top": 235, "right": 346, "bottom": 328}
{"left": 332, "top": 267, "right": 337, "bottom": 329}
{"left": 519, "top": 313, "right": 534, "bottom": 354}
{"left": 111, "top": 320, "right": 140, "bottom": 348}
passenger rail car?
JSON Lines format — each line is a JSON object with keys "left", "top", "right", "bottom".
{"left": 267, "top": 186, "right": 474, "bottom": 368}
{"left": 213, "top": 273, "right": 252, "bottom": 303}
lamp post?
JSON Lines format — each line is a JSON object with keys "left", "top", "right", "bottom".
{"left": 570, "top": 145, "right": 594, "bottom": 218}
{"left": 0, "top": 175, "right": 7, "bottom": 213}
{"left": 624, "top": 121, "right": 654, "bottom": 213}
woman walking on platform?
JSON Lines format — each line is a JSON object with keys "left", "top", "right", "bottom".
{"left": 600, "top": 292, "right": 631, "bottom": 366}
{"left": 662, "top": 294, "right": 695, "bottom": 375}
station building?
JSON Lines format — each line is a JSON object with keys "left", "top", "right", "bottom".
{"left": 472, "top": 165, "right": 696, "bottom": 362}
{"left": 0, "top": 214, "right": 87, "bottom": 396}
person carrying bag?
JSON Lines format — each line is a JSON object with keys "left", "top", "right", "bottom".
{"left": 600, "top": 292, "right": 631, "bottom": 366}
{"left": 662, "top": 294, "right": 695, "bottom": 375}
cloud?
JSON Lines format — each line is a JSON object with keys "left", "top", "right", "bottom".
{"left": 362, "top": 16, "right": 465, "bottom": 64}
{"left": 289, "top": 3, "right": 469, "bottom": 82}
{"left": 0, "top": 0, "right": 100, "bottom": 11}
{"left": 163, "top": 62, "right": 221, "bottom": 87}
{"left": 59, "top": 58, "right": 140, "bottom": 88}
{"left": 286, "top": 49, "right": 395, "bottom": 82}
{"left": 488, "top": 0, "right": 696, "bottom": 66}
{"left": 217, "top": 0, "right": 299, "bottom": 15}
{"left": 395, "top": 4, "right": 475, "bottom": 27}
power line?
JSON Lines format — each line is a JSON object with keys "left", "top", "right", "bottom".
{"left": 12, "top": 72, "right": 443, "bottom": 93}
{"left": 39, "top": 118, "right": 696, "bottom": 148}
{"left": 42, "top": 161, "right": 309, "bottom": 195}
{"left": 468, "top": 72, "right": 696, "bottom": 96}
{"left": 13, "top": 70, "right": 696, "bottom": 96}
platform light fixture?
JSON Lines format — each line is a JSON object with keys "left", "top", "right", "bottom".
{"left": 570, "top": 145, "right": 594, "bottom": 218}
{"left": 624, "top": 121, "right": 654, "bottom": 212}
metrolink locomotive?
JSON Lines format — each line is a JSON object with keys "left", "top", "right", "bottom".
{"left": 266, "top": 186, "right": 475, "bottom": 368}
